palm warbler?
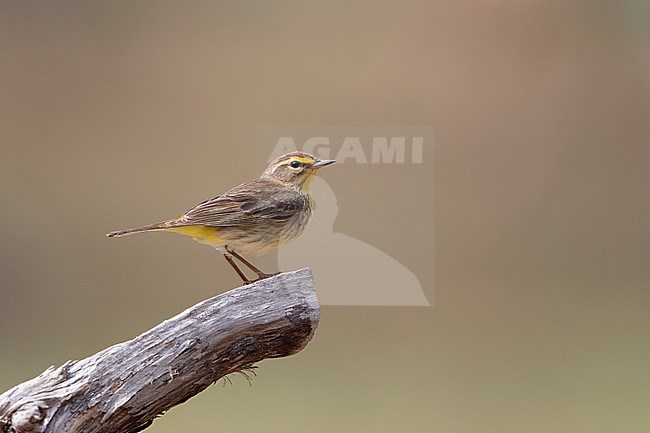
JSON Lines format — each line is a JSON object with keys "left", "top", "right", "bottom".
{"left": 107, "top": 151, "right": 336, "bottom": 283}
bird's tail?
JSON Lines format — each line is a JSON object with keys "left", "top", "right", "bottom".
{"left": 106, "top": 221, "right": 170, "bottom": 238}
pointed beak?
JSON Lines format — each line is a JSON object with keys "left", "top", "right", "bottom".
{"left": 312, "top": 159, "right": 337, "bottom": 169}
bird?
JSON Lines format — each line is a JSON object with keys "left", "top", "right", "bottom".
{"left": 107, "top": 151, "right": 336, "bottom": 284}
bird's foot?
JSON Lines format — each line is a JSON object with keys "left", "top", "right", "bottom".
{"left": 243, "top": 271, "right": 281, "bottom": 285}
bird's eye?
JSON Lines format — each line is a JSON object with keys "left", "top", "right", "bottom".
{"left": 290, "top": 160, "right": 301, "bottom": 169}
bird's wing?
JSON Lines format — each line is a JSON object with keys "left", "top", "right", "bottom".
{"left": 171, "top": 180, "right": 307, "bottom": 227}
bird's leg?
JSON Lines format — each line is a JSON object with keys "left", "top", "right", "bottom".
{"left": 225, "top": 247, "right": 279, "bottom": 281}
{"left": 223, "top": 253, "right": 252, "bottom": 284}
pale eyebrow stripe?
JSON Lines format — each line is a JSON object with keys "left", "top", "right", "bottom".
{"left": 278, "top": 156, "right": 313, "bottom": 166}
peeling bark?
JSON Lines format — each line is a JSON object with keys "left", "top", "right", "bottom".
{"left": 0, "top": 268, "right": 319, "bottom": 433}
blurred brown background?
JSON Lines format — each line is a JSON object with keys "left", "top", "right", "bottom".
{"left": 1, "top": 1, "right": 649, "bottom": 432}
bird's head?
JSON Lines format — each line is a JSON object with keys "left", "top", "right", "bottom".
{"left": 261, "top": 151, "right": 336, "bottom": 189}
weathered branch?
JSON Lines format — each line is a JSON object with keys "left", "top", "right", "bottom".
{"left": 0, "top": 268, "right": 319, "bottom": 433}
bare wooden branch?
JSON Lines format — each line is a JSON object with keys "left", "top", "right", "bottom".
{"left": 0, "top": 268, "right": 319, "bottom": 433}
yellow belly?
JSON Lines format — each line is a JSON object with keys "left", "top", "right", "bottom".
{"left": 165, "top": 225, "right": 282, "bottom": 257}
{"left": 166, "top": 225, "right": 225, "bottom": 247}
{"left": 166, "top": 222, "right": 306, "bottom": 257}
